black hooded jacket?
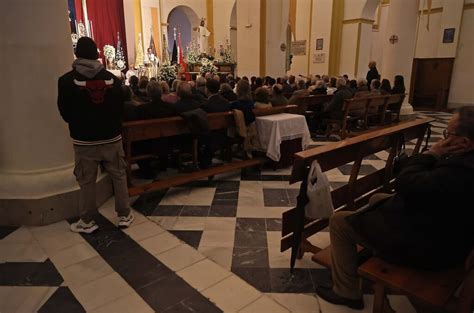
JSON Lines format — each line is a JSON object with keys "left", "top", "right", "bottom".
{"left": 58, "top": 59, "right": 123, "bottom": 145}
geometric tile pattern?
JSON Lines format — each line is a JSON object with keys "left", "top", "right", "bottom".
{"left": 0, "top": 111, "right": 449, "bottom": 313}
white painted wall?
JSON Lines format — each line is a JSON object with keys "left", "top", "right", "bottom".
{"left": 160, "top": 0, "right": 206, "bottom": 21}
{"left": 236, "top": 0, "right": 261, "bottom": 77}
{"left": 370, "top": 4, "right": 389, "bottom": 72}
{"left": 415, "top": 11, "right": 443, "bottom": 58}
{"left": 437, "top": 0, "right": 464, "bottom": 57}
{"left": 415, "top": 0, "right": 464, "bottom": 59}
{"left": 213, "top": 0, "right": 236, "bottom": 49}
{"left": 265, "top": 0, "right": 289, "bottom": 77}
{"left": 308, "top": 0, "right": 333, "bottom": 75}
{"left": 356, "top": 23, "right": 373, "bottom": 78}
{"left": 448, "top": 8, "right": 474, "bottom": 108}
{"left": 339, "top": 24, "right": 358, "bottom": 77}
{"left": 287, "top": 0, "right": 311, "bottom": 76}
{"left": 344, "top": 0, "right": 367, "bottom": 20}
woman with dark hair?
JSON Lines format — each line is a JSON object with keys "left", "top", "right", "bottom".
{"left": 380, "top": 79, "right": 392, "bottom": 95}
{"left": 391, "top": 75, "right": 406, "bottom": 94}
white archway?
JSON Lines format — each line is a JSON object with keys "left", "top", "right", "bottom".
{"left": 167, "top": 5, "right": 200, "bottom": 52}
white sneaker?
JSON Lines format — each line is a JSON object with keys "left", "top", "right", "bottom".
{"left": 118, "top": 213, "right": 134, "bottom": 228}
{"left": 70, "top": 219, "right": 99, "bottom": 234}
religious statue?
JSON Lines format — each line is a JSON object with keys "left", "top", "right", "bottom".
{"left": 146, "top": 48, "right": 159, "bottom": 78}
{"left": 198, "top": 18, "right": 211, "bottom": 54}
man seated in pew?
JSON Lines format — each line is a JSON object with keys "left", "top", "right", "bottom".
{"left": 354, "top": 78, "right": 370, "bottom": 98}
{"left": 138, "top": 81, "right": 175, "bottom": 119}
{"left": 368, "top": 79, "right": 382, "bottom": 96}
{"left": 219, "top": 83, "right": 237, "bottom": 102}
{"left": 320, "top": 77, "right": 353, "bottom": 119}
{"left": 202, "top": 79, "right": 230, "bottom": 113}
{"left": 270, "top": 84, "right": 289, "bottom": 107}
{"left": 122, "top": 85, "right": 141, "bottom": 122}
{"left": 288, "top": 79, "right": 310, "bottom": 104}
{"left": 315, "top": 107, "right": 474, "bottom": 310}
{"left": 192, "top": 76, "right": 208, "bottom": 105}
{"left": 173, "top": 82, "right": 201, "bottom": 115}
{"left": 254, "top": 87, "right": 272, "bottom": 109}
{"left": 309, "top": 80, "right": 327, "bottom": 95}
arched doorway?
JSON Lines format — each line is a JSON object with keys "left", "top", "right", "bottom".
{"left": 229, "top": 2, "right": 237, "bottom": 62}
{"left": 167, "top": 6, "right": 199, "bottom": 53}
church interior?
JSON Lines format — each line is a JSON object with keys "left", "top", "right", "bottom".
{"left": 0, "top": 0, "right": 473, "bottom": 312}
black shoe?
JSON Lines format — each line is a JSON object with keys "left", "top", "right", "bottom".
{"left": 315, "top": 286, "right": 364, "bottom": 310}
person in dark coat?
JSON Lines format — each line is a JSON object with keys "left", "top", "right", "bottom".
{"left": 139, "top": 81, "right": 175, "bottom": 119}
{"left": 315, "top": 107, "right": 474, "bottom": 310}
{"left": 231, "top": 80, "right": 255, "bottom": 125}
{"left": 122, "top": 85, "right": 141, "bottom": 121}
{"left": 202, "top": 79, "right": 231, "bottom": 113}
{"left": 366, "top": 61, "right": 380, "bottom": 89}
{"left": 173, "top": 82, "right": 201, "bottom": 115}
{"left": 380, "top": 79, "right": 392, "bottom": 95}
{"left": 321, "top": 77, "right": 353, "bottom": 119}
{"left": 270, "top": 84, "right": 289, "bottom": 106}
{"left": 391, "top": 75, "right": 406, "bottom": 94}
{"left": 219, "top": 83, "right": 237, "bottom": 102}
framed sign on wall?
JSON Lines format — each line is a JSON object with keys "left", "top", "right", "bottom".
{"left": 316, "top": 38, "right": 323, "bottom": 50}
{"left": 443, "top": 28, "right": 455, "bottom": 43}
{"left": 291, "top": 40, "right": 307, "bottom": 55}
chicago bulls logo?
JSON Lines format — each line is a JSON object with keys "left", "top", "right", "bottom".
{"left": 74, "top": 79, "right": 114, "bottom": 104}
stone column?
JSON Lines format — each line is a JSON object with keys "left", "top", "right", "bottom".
{"left": 0, "top": 0, "right": 111, "bottom": 225}
{"left": 380, "top": 0, "right": 419, "bottom": 119}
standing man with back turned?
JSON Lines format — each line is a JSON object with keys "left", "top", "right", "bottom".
{"left": 366, "top": 61, "right": 380, "bottom": 90}
{"left": 58, "top": 37, "right": 134, "bottom": 233}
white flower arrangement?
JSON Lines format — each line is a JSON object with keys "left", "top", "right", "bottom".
{"left": 103, "top": 45, "right": 116, "bottom": 59}
{"left": 221, "top": 48, "right": 235, "bottom": 64}
{"left": 185, "top": 40, "right": 201, "bottom": 64}
{"left": 199, "top": 58, "right": 218, "bottom": 76}
{"left": 158, "top": 62, "right": 177, "bottom": 82}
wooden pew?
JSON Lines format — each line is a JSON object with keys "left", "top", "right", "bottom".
{"left": 385, "top": 94, "right": 406, "bottom": 123}
{"left": 280, "top": 118, "right": 434, "bottom": 266}
{"left": 280, "top": 117, "right": 471, "bottom": 313}
{"left": 293, "top": 95, "right": 333, "bottom": 116}
{"left": 358, "top": 255, "right": 468, "bottom": 313}
{"left": 324, "top": 94, "right": 405, "bottom": 139}
{"left": 122, "top": 105, "right": 298, "bottom": 196}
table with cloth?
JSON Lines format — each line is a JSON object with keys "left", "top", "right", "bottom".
{"left": 255, "top": 113, "right": 312, "bottom": 167}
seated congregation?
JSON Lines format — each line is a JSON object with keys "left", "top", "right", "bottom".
{"left": 120, "top": 55, "right": 474, "bottom": 312}
{"left": 58, "top": 38, "right": 473, "bottom": 313}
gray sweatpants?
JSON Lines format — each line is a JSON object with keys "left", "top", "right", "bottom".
{"left": 73, "top": 140, "right": 131, "bottom": 223}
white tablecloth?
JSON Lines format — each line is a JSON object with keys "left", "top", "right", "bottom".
{"left": 255, "top": 113, "right": 311, "bottom": 161}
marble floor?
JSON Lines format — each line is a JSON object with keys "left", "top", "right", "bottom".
{"left": 0, "top": 111, "right": 450, "bottom": 313}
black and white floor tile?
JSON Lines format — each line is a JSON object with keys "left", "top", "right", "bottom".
{"left": 0, "top": 112, "right": 448, "bottom": 313}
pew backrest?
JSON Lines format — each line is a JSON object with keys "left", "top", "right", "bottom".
{"left": 281, "top": 118, "right": 434, "bottom": 252}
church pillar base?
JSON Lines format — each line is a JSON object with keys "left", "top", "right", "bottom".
{"left": 0, "top": 168, "right": 113, "bottom": 226}
{"left": 399, "top": 103, "right": 416, "bottom": 121}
